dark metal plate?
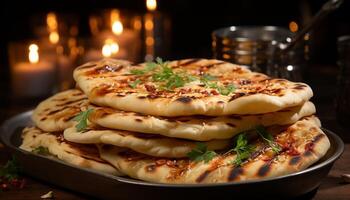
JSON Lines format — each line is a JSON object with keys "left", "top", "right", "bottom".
{"left": 0, "top": 111, "right": 344, "bottom": 200}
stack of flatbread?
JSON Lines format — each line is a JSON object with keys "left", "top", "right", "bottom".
{"left": 20, "top": 58, "right": 330, "bottom": 184}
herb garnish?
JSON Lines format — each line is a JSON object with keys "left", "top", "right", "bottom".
{"left": 200, "top": 74, "right": 235, "bottom": 96}
{"left": 0, "top": 156, "right": 21, "bottom": 181}
{"left": 129, "top": 57, "right": 236, "bottom": 94}
{"left": 130, "top": 61, "right": 158, "bottom": 75}
{"left": 128, "top": 79, "right": 141, "bottom": 88}
{"left": 228, "top": 134, "right": 255, "bottom": 166}
{"left": 256, "top": 125, "right": 282, "bottom": 153}
{"left": 32, "top": 146, "right": 50, "bottom": 156}
{"left": 73, "top": 108, "right": 93, "bottom": 132}
{"left": 187, "top": 143, "right": 217, "bottom": 163}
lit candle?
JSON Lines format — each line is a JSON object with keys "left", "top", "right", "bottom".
{"left": 145, "top": 0, "right": 157, "bottom": 61}
{"left": 47, "top": 12, "right": 60, "bottom": 45}
{"left": 84, "top": 38, "right": 127, "bottom": 62}
{"left": 11, "top": 44, "right": 55, "bottom": 97}
{"left": 143, "top": 0, "right": 171, "bottom": 61}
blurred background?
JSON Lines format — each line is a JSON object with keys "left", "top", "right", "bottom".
{"left": 0, "top": 0, "right": 349, "bottom": 125}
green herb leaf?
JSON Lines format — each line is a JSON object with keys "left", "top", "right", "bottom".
{"left": 73, "top": 108, "right": 93, "bottom": 132}
{"left": 128, "top": 79, "right": 141, "bottom": 88}
{"left": 129, "top": 57, "right": 204, "bottom": 91}
{"left": 218, "top": 84, "right": 236, "bottom": 95}
{"left": 0, "top": 156, "right": 21, "bottom": 181}
{"left": 187, "top": 143, "right": 217, "bottom": 163}
{"left": 256, "top": 125, "right": 282, "bottom": 154}
{"left": 229, "top": 133, "right": 255, "bottom": 166}
{"left": 32, "top": 146, "right": 50, "bottom": 156}
{"left": 130, "top": 69, "right": 146, "bottom": 75}
{"left": 200, "top": 74, "right": 235, "bottom": 96}
{"left": 129, "top": 60, "right": 159, "bottom": 75}
{"left": 201, "top": 74, "right": 217, "bottom": 82}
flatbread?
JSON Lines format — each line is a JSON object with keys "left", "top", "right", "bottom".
{"left": 34, "top": 89, "right": 315, "bottom": 141}
{"left": 99, "top": 116, "right": 330, "bottom": 184}
{"left": 20, "top": 127, "right": 121, "bottom": 175}
{"left": 64, "top": 124, "right": 231, "bottom": 158}
{"left": 74, "top": 58, "right": 313, "bottom": 116}
{"left": 32, "top": 89, "right": 89, "bottom": 132}
{"left": 89, "top": 101, "right": 315, "bottom": 141}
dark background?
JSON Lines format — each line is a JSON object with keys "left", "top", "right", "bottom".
{"left": 0, "top": 0, "right": 349, "bottom": 110}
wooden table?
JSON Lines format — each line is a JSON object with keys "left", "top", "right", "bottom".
{"left": 0, "top": 65, "right": 349, "bottom": 199}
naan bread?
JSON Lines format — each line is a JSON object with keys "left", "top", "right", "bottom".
{"left": 33, "top": 88, "right": 315, "bottom": 141}
{"left": 74, "top": 58, "right": 313, "bottom": 116}
{"left": 89, "top": 101, "right": 315, "bottom": 141}
{"left": 20, "top": 127, "right": 121, "bottom": 175}
{"left": 32, "top": 89, "right": 89, "bottom": 132}
{"left": 64, "top": 124, "right": 230, "bottom": 158}
{"left": 99, "top": 116, "right": 330, "bottom": 184}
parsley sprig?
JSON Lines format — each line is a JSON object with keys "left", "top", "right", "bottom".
{"left": 187, "top": 143, "right": 217, "bottom": 163}
{"left": 129, "top": 57, "right": 236, "bottom": 94}
{"left": 200, "top": 74, "right": 236, "bottom": 96}
{"left": 32, "top": 146, "right": 50, "bottom": 156}
{"left": 0, "top": 156, "right": 21, "bottom": 181}
{"left": 130, "top": 61, "right": 158, "bottom": 75}
{"left": 73, "top": 108, "right": 93, "bottom": 132}
{"left": 228, "top": 134, "right": 255, "bottom": 166}
{"left": 256, "top": 125, "right": 282, "bottom": 154}
{"left": 128, "top": 79, "right": 141, "bottom": 88}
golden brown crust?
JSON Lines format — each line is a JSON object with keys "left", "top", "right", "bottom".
{"left": 32, "top": 89, "right": 89, "bottom": 132}
{"left": 74, "top": 58, "right": 313, "bottom": 116}
{"left": 20, "top": 127, "right": 122, "bottom": 175}
{"left": 99, "top": 116, "right": 330, "bottom": 184}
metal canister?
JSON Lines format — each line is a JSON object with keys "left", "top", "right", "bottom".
{"left": 212, "top": 26, "right": 306, "bottom": 81}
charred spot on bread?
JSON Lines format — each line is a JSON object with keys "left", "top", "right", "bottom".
{"left": 176, "top": 96, "right": 192, "bottom": 103}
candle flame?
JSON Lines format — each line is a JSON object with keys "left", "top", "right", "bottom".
{"left": 289, "top": 21, "right": 298, "bottom": 33}
{"left": 28, "top": 44, "right": 39, "bottom": 64}
{"left": 111, "top": 9, "right": 123, "bottom": 35}
{"left": 112, "top": 20, "right": 123, "bottom": 35}
{"left": 146, "top": 0, "right": 157, "bottom": 11}
{"left": 49, "top": 31, "right": 60, "bottom": 44}
{"left": 133, "top": 17, "right": 142, "bottom": 31}
{"left": 47, "top": 12, "right": 58, "bottom": 31}
{"left": 102, "top": 39, "right": 119, "bottom": 57}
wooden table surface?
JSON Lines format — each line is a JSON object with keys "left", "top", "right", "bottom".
{"left": 0, "top": 65, "right": 349, "bottom": 200}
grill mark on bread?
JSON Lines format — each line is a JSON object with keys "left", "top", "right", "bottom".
{"left": 55, "top": 97, "right": 86, "bottom": 107}
{"left": 46, "top": 106, "right": 70, "bottom": 115}
{"left": 176, "top": 59, "right": 200, "bottom": 67}
{"left": 200, "top": 61, "right": 225, "bottom": 69}
{"left": 196, "top": 157, "right": 223, "bottom": 183}
{"left": 257, "top": 162, "right": 272, "bottom": 177}
{"left": 176, "top": 96, "right": 192, "bottom": 103}
{"left": 229, "top": 93, "right": 246, "bottom": 101}
{"left": 293, "top": 84, "right": 307, "bottom": 90}
{"left": 304, "top": 134, "right": 324, "bottom": 156}
{"left": 228, "top": 167, "right": 243, "bottom": 181}
{"left": 196, "top": 170, "right": 211, "bottom": 183}
{"left": 289, "top": 156, "right": 301, "bottom": 165}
